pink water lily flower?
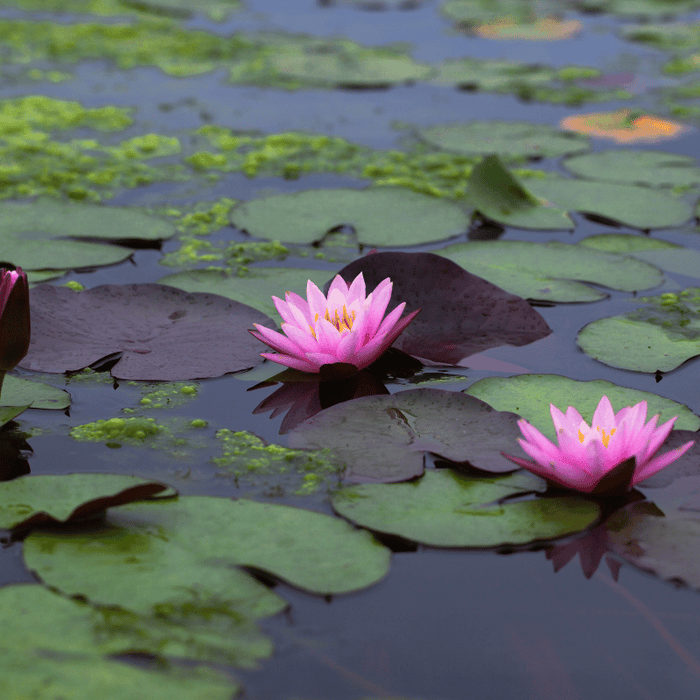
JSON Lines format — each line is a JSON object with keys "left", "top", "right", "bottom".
{"left": 501, "top": 395, "right": 695, "bottom": 494}
{"left": 249, "top": 273, "right": 419, "bottom": 373}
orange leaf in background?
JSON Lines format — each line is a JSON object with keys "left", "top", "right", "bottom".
{"left": 560, "top": 109, "right": 688, "bottom": 143}
{"left": 476, "top": 16, "right": 581, "bottom": 41}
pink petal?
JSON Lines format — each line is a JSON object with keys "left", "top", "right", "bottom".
{"left": 633, "top": 439, "right": 695, "bottom": 484}
{"left": 346, "top": 272, "right": 366, "bottom": 304}
{"left": 250, "top": 325, "right": 306, "bottom": 358}
{"left": 592, "top": 395, "right": 616, "bottom": 430}
{"left": 328, "top": 274, "right": 350, "bottom": 298}
{"left": 306, "top": 280, "right": 329, "bottom": 320}
{"left": 283, "top": 323, "right": 320, "bottom": 354}
{"left": 260, "top": 352, "right": 320, "bottom": 373}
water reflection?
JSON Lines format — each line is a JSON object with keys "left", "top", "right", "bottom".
{"left": 0, "top": 423, "right": 32, "bottom": 482}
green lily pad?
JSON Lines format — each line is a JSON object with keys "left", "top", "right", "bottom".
{"left": 332, "top": 469, "right": 600, "bottom": 547}
{"left": 119, "top": 0, "right": 242, "bottom": 19}
{"left": 440, "top": 0, "right": 554, "bottom": 25}
{"left": 438, "top": 239, "right": 662, "bottom": 303}
{"left": 0, "top": 405, "right": 29, "bottom": 426}
{"left": 0, "top": 473, "right": 174, "bottom": 529}
{"left": 289, "top": 387, "right": 527, "bottom": 482}
{"left": 230, "top": 188, "right": 470, "bottom": 246}
{"left": 269, "top": 40, "right": 433, "bottom": 87}
{"left": 579, "top": 233, "right": 700, "bottom": 280}
{"left": 466, "top": 156, "right": 573, "bottom": 230}
{"left": 0, "top": 198, "right": 175, "bottom": 242}
{"left": 417, "top": 121, "right": 590, "bottom": 159}
{"left": 0, "top": 583, "right": 262, "bottom": 678}
{"left": 25, "top": 496, "right": 390, "bottom": 598}
{"left": 526, "top": 176, "right": 692, "bottom": 229}
{"left": 577, "top": 288, "right": 700, "bottom": 372}
{"left": 464, "top": 374, "right": 699, "bottom": 443}
{"left": 158, "top": 267, "right": 333, "bottom": 320}
{"left": 594, "top": 0, "right": 700, "bottom": 19}
{"left": 564, "top": 151, "right": 700, "bottom": 188}
{"left": 2, "top": 375, "right": 70, "bottom": 409}
{"left": 432, "top": 58, "right": 555, "bottom": 90}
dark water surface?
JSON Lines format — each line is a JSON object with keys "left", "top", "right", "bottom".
{"left": 3, "top": 1, "right": 700, "bottom": 698}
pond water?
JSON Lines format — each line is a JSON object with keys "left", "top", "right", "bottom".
{"left": 3, "top": 0, "right": 700, "bottom": 698}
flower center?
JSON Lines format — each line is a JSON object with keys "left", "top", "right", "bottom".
{"left": 578, "top": 426, "right": 616, "bottom": 447}
{"left": 309, "top": 305, "right": 356, "bottom": 339}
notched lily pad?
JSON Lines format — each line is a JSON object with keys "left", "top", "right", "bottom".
{"left": 417, "top": 121, "right": 590, "bottom": 159}
{"left": 332, "top": 469, "right": 601, "bottom": 547}
{"left": 20, "top": 283, "right": 275, "bottom": 380}
{"left": 330, "top": 251, "right": 551, "bottom": 365}
{"left": 438, "top": 239, "right": 663, "bottom": 303}
{"left": 25, "top": 496, "right": 390, "bottom": 597}
{"left": 1, "top": 375, "right": 71, "bottom": 410}
{"left": 577, "top": 287, "right": 700, "bottom": 372}
{"left": 0, "top": 473, "right": 174, "bottom": 530}
{"left": 289, "top": 387, "right": 529, "bottom": 482}
{"left": 230, "top": 188, "right": 471, "bottom": 247}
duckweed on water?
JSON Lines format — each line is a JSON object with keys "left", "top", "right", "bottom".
{"left": 213, "top": 429, "right": 341, "bottom": 495}
{"left": 121, "top": 382, "right": 200, "bottom": 411}
{"left": 70, "top": 417, "right": 162, "bottom": 445}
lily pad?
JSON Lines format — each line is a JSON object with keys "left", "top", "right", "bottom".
{"left": 1, "top": 375, "right": 70, "bottom": 409}
{"left": 464, "top": 374, "right": 699, "bottom": 443}
{"left": 526, "top": 175, "right": 692, "bottom": 229}
{"left": 25, "top": 496, "right": 390, "bottom": 598}
{"left": 269, "top": 40, "right": 432, "bottom": 88}
{"left": 19, "top": 283, "right": 275, "bottom": 380}
{"left": 119, "top": 0, "right": 242, "bottom": 19}
{"left": 330, "top": 251, "right": 550, "bottom": 365}
{"left": 577, "top": 288, "right": 700, "bottom": 372}
{"left": 466, "top": 156, "right": 573, "bottom": 230}
{"left": 159, "top": 267, "right": 334, "bottom": 320}
{"left": 606, "top": 502, "right": 700, "bottom": 591}
{"left": 417, "top": 121, "right": 590, "bottom": 159}
{"left": 289, "top": 387, "right": 528, "bottom": 482}
{"left": 432, "top": 57, "right": 555, "bottom": 90}
{"left": 332, "top": 469, "right": 600, "bottom": 547}
{"left": 591, "top": 0, "right": 700, "bottom": 19}
{"left": 0, "top": 198, "right": 175, "bottom": 242}
{"left": 0, "top": 583, "right": 261, "bottom": 679}
{"left": 560, "top": 110, "right": 687, "bottom": 143}
{"left": 0, "top": 473, "right": 174, "bottom": 530}
{"left": 564, "top": 150, "right": 700, "bottom": 188}
{"left": 440, "top": 0, "right": 555, "bottom": 25}
{"left": 438, "top": 239, "right": 663, "bottom": 303}
{"left": 475, "top": 16, "right": 582, "bottom": 41}
{"left": 230, "top": 188, "right": 470, "bottom": 247}
{"left": 579, "top": 233, "right": 700, "bottom": 280}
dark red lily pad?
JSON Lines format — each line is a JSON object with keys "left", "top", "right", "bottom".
{"left": 329, "top": 252, "right": 551, "bottom": 365}
{"left": 19, "top": 284, "right": 275, "bottom": 380}
{"left": 289, "top": 387, "right": 526, "bottom": 482}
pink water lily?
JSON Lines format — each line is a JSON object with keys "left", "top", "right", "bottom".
{"left": 501, "top": 395, "right": 695, "bottom": 494}
{"left": 0, "top": 267, "right": 30, "bottom": 373}
{"left": 249, "top": 273, "right": 419, "bottom": 373}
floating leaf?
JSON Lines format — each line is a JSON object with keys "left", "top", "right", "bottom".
{"left": 417, "top": 121, "right": 590, "bottom": 159}
{"left": 19, "top": 283, "right": 275, "bottom": 380}
{"left": 475, "top": 16, "right": 582, "bottom": 41}
{"left": 440, "top": 0, "right": 556, "bottom": 25}
{"left": 466, "top": 156, "right": 573, "bottom": 230}
{"left": 25, "top": 496, "right": 390, "bottom": 597}
{"left": 560, "top": 110, "right": 687, "bottom": 143}
{"left": 119, "top": 0, "right": 242, "bottom": 19}
{"left": 564, "top": 150, "right": 700, "bottom": 188}
{"left": 332, "top": 469, "right": 600, "bottom": 547}
{"left": 432, "top": 57, "right": 555, "bottom": 90}
{"left": 330, "top": 251, "right": 551, "bottom": 365}
{"left": 464, "top": 374, "right": 699, "bottom": 443}
{"left": 0, "top": 199, "right": 175, "bottom": 243}
{"left": 0, "top": 583, "right": 261, "bottom": 678}
{"left": 230, "top": 188, "right": 470, "bottom": 246}
{"left": 585, "top": 0, "right": 700, "bottom": 19}
{"left": 606, "top": 503, "right": 700, "bottom": 591}
{"left": 1, "top": 375, "right": 70, "bottom": 410}
{"left": 526, "top": 175, "right": 692, "bottom": 229}
{"left": 159, "top": 267, "right": 333, "bottom": 319}
{"left": 0, "top": 473, "right": 173, "bottom": 530}
{"left": 269, "top": 40, "right": 432, "bottom": 87}
{"left": 579, "top": 233, "right": 700, "bottom": 280}
{"left": 577, "top": 288, "right": 700, "bottom": 372}
{"left": 289, "top": 387, "right": 525, "bottom": 482}
{"left": 438, "top": 239, "right": 663, "bottom": 303}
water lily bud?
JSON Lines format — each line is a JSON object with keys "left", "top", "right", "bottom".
{"left": 0, "top": 268, "right": 30, "bottom": 372}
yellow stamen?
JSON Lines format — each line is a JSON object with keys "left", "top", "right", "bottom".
{"left": 578, "top": 429, "right": 585, "bottom": 443}
{"left": 596, "top": 426, "right": 616, "bottom": 448}
{"left": 314, "top": 305, "right": 356, "bottom": 335}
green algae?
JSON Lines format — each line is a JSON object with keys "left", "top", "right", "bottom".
{"left": 0, "top": 0, "right": 241, "bottom": 18}
{"left": 122, "top": 382, "right": 200, "bottom": 411}
{"left": 213, "top": 430, "right": 341, "bottom": 496}
{"left": 71, "top": 417, "right": 163, "bottom": 445}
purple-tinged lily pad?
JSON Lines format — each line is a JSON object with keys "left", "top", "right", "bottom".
{"left": 19, "top": 284, "right": 274, "bottom": 380}
{"left": 289, "top": 387, "right": 527, "bottom": 482}
{"left": 331, "top": 251, "right": 551, "bottom": 365}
